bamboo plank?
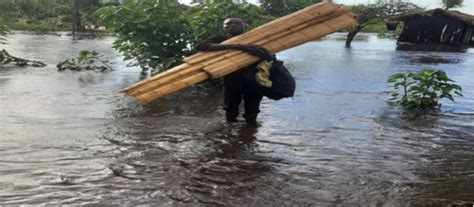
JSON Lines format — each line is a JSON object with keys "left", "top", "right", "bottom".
{"left": 127, "top": 64, "right": 204, "bottom": 97}
{"left": 124, "top": 3, "right": 358, "bottom": 103}
{"left": 183, "top": 2, "right": 339, "bottom": 64}
{"left": 178, "top": 9, "right": 350, "bottom": 74}
{"left": 123, "top": 63, "right": 189, "bottom": 94}
{"left": 323, "top": 13, "right": 358, "bottom": 31}
{"left": 127, "top": 9, "right": 356, "bottom": 98}
{"left": 136, "top": 72, "right": 209, "bottom": 103}
{"left": 184, "top": 7, "right": 350, "bottom": 67}
{"left": 185, "top": 2, "right": 337, "bottom": 59}
{"left": 299, "top": 24, "right": 333, "bottom": 41}
{"left": 203, "top": 15, "right": 357, "bottom": 78}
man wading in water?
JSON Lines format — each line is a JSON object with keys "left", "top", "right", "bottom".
{"left": 195, "top": 17, "right": 274, "bottom": 124}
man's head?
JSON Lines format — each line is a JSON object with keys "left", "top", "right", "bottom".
{"left": 223, "top": 18, "right": 245, "bottom": 37}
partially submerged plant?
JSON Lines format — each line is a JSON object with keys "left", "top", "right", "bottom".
{"left": 57, "top": 50, "right": 112, "bottom": 72}
{"left": 388, "top": 69, "right": 463, "bottom": 109}
{"left": 0, "top": 49, "right": 46, "bottom": 67}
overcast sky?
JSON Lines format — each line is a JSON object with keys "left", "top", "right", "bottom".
{"left": 332, "top": 0, "right": 473, "bottom": 13}
{"left": 179, "top": 0, "right": 474, "bottom": 14}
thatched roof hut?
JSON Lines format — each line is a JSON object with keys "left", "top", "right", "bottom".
{"left": 387, "top": 9, "right": 474, "bottom": 52}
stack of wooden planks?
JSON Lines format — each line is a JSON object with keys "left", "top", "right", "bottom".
{"left": 123, "top": 2, "right": 358, "bottom": 103}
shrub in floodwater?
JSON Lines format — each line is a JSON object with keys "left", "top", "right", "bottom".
{"left": 387, "top": 69, "right": 463, "bottom": 109}
{"left": 57, "top": 50, "right": 111, "bottom": 72}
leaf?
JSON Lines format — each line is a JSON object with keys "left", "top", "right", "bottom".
{"left": 388, "top": 73, "right": 405, "bottom": 81}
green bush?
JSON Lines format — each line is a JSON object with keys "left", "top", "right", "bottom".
{"left": 57, "top": 50, "right": 111, "bottom": 72}
{"left": 96, "top": 0, "right": 269, "bottom": 74}
{"left": 388, "top": 69, "right": 463, "bottom": 109}
{"left": 96, "top": 0, "right": 192, "bottom": 74}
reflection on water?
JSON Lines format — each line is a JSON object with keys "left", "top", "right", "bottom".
{"left": 404, "top": 54, "right": 463, "bottom": 65}
{"left": 1, "top": 32, "right": 474, "bottom": 205}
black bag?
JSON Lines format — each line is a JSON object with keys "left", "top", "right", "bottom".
{"left": 258, "top": 60, "right": 295, "bottom": 100}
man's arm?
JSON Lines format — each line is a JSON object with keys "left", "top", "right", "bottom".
{"left": 195, "top": 37, "right": 274, "bottom": 61}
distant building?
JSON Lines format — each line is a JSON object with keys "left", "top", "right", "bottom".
{"left": 387, "top": 9, "right": 474, "bottom": 52}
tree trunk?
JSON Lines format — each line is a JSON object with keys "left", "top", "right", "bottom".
{"left": 72, "top": 0, "right": 82, "bottom": 36}
{"left": 345, "top": 25, "right": 363, "bottom": 48}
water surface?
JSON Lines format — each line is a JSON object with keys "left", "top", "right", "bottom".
{"left": 1, "top": 32, "right": 473, "bottom": 205}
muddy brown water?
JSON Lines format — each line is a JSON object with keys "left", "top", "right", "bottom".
{"left": 1, "top": 32, "right": 473, "bottom": 206}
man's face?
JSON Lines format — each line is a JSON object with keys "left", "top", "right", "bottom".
{"left": 223, "top": 18, "right": 245, "bottom": 36}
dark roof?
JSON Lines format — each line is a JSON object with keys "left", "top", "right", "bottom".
{"left": 387, "top": 9, "right": 474, "bottom": 25}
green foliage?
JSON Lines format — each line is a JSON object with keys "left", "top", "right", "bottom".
{"left": 442, "top": 0, "right": 463, "bottom": 10}
{"left": 96, "top": 0, "right": 190, "bottom": 74}
{"left": 57, "top": 50, "right": 111, "bottom": 72}
{"left": 96, "top": 0, "right": 269, "bottom": 74}
{"left": 260, "top": 0, "right": 323, "bottom": 17}
{"left": 0, "top": 0, "right": 106, "bottom": 31}
{"left": 0, "top": 49, "right": 46, "bottom": 67}
{"left": 351, "top": 1, "right": 423, "bottom": 27}
{"left": 388, "top": 69, "right": 463, "bottom": 109}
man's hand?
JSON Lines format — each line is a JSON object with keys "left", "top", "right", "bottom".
{"left": 239, "top": 45, "right": 274, "bottom": 61}
{"left": 196, "top": 42, "right": 274, "bottom": 61}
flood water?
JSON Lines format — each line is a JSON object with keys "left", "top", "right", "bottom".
{"left": 1, "top": 32, "right": 473, "bottom": 206}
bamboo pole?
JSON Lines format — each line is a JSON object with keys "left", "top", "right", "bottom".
{"left": 136, "top": 72, "right": 209, "bottom": 103}
{"left": 125, "top": 7, "right": 352, "bottom": 97}
{"left": 184, "top": 7, "right": 351, "bottom": 67}
{"left": 183, "top": 2, "right": 339, "bottom": 64}
{"left": 123, "top": 63, "right": 189, "bottom": 93}
{"left": 204, "top": 14, "right": 357, "bottom": 78}
{"left": 133, "top": 14, "right": 358, "bottom": 102}
{"left": 124, "top": 3, "right": 358, "bottom": 103}
{"left": 127, "top": 64, "right": 203, "bottom": 97}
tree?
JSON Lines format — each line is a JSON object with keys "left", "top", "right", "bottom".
{"left": 97, "top": 0, "right": 269, "bottom": 74}
{"left": 97, "top": 0, "right": 192, "bottom": 74}
{"left": 345, "top": 1, "right": 423, "bottom": 47}
{"left": 261, "top": 0, "right": 324, "bottom": 17}
{"left": 442, "top": 0, "right": 463, "bottom": 10}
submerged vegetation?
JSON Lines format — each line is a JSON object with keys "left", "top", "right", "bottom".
{"left": 0, "top": 49, "right": 46, "bottom": 67}
{"left": 57, "top": 50, "right": 111, "bottom": 72}
{"left": 388, "top": 69, "right": 463, "bottom": 109}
